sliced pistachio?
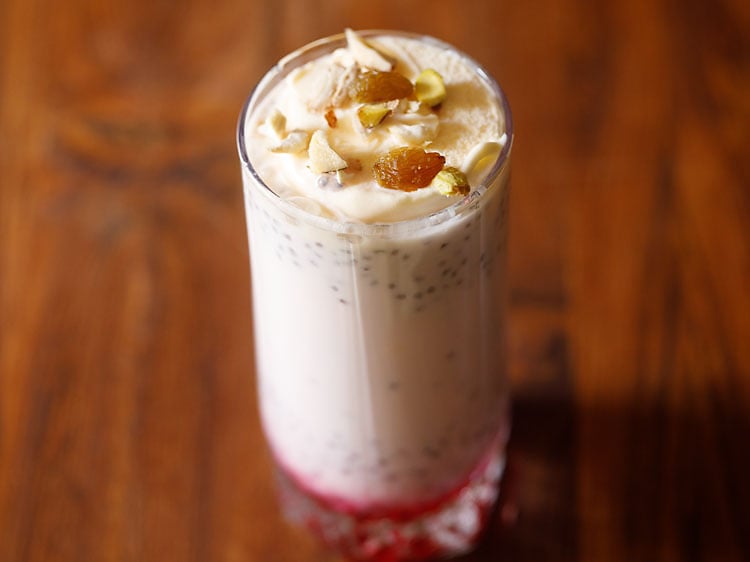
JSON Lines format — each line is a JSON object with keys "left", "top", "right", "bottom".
{"left": 345, "top": 28, "right": 393, "bottom": 72}
{"left": 433, "top": 166, "right": 470, "bottom": 196}
{"left": 308, "top": 130, "right": 347, "bottom": 173}
{"left": 357, "top": 103, "right": 392, "bottom": 128}
{"left": 415, "top": 69, "right": 447, "bottom": 107}
{"left": 268, "top": 130, "right": 310, "bottom": 154}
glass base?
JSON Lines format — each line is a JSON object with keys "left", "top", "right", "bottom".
{"left": 275, "top": 454, "right": 505, "bottom": 561}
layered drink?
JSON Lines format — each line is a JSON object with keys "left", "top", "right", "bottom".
{"left": 238, "top": 30, "right": 513, "bottom": 560}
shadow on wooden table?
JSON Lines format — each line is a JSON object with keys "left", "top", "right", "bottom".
{"left": 458, "top": 391, "right": 577, "bottom": 562}
{"left": 459, "top": 389, "right": 750, "bottom": 561}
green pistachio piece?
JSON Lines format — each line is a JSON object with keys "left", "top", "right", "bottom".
{"left": 433, "top": 166, "right": 470, "bottom": 196}
{"left": 415, "top": 69, "right": 447, "bottom": 107}
{"left": 357, "top": 103, "right": 392, "bottom": 128}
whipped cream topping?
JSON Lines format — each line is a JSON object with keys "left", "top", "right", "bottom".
{"left": 246, "top": 31, "right": 507, "bottom": 223}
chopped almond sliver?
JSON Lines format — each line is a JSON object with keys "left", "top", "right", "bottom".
{"left": 309, "top": 130, "right": 347, "bottom": 173}
{"left": 266, "top": 108, "right": 287, "bottom": 139}
{"left": 345, "top": 28, "right": 393, "bottom": 72}
{"left": 268, "top": 130, "right": 309, "bottom": 154}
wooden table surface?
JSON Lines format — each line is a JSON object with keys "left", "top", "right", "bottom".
{"left": 1, "top": 0, "right": 748, "bottom": 560}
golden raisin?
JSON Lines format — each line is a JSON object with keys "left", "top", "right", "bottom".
{"left": 352, "top": 71, "right": 413, "bottom": 103}
{"left": 373, "top": 147, "right": 446, "bottom": 191}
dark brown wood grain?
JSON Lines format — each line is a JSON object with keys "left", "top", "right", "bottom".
{"left": 1, "top": 0, "right": 748, "bottom": 560}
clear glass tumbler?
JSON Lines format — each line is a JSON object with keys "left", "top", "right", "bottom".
{"left": 237, "top": 31, "right": 513, "bottom": 561}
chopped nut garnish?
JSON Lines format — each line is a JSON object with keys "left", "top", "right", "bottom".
{"left": 308, "top": 130, "right": 347, "bottom": 173}
{"left": 357, "top": 103, "right": 392, "bottom": 128}
{"left": 433, "top": 166, "right": 470, "bottom": 196}
{"left": 291, "top": 64, "right": 351, "bottom": 110}
{"left": 268, "top": 130, "right": 310, "bottom": 154}
{"left": 345, "top": 28, "right": 394, "bottom": 72}
{"left": 267, "top": 108, "right": 287, "bottom": 139}
{"left": 461, "top": 141, "right": 502, "bottom": 174}
{"left": 415, "top": 69, "right": 446, "bottom": 107}
{"left": 325, "top": 108, "right": 338, "bottom": 128}
{"left": 330, "top": 64, "right": 359, "bottom": 106}
{"left": 352, "top": 71, "right": 413, "bottom": 103}
{"left": 373, "top": 147, "right": 446, "bottom": 191}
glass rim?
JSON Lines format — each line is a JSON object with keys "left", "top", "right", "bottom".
{"left": 237, "top": 29, "right": 514, "bottom": 237}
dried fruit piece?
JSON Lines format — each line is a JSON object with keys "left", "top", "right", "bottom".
{"left": 373, "top": 147, "right": 446, "bottom": 191}
{"left": 268, "top": 130, "right": 309, "bottom": 153}
{"left": 345, "top": 28, "right": 393, "bottom": 72}
{"left": 325, "top": 108, "right": 338, "bottom": 128}
{"left": 308, "top": 130, "right": 347, "bottom": 173}
{"left": 357, "top": 103, "right": 392, "bottom": 128}
{"left": 415, "top": 69, "right": 446, "bottom": 107}
{"left": 352, "top": 71, "right": 413, "bottom": 103}
{"left": 433, "top": 166, "right": 470, "bottom": 196}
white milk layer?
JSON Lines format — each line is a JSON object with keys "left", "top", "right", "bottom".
{"left": 241, "top": 31, "right": 511, "bottom": 509}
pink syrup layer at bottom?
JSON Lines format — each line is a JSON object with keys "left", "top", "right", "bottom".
{"left": 274, "top": 451, "right": 505, "bottom": 561}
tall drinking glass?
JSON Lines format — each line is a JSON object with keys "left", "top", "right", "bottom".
{"left": 237, "top": 30, "right": 513, "bottom": 561}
